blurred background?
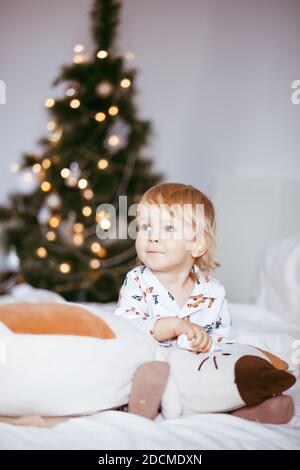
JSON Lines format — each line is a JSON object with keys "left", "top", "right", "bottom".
{"left": 0, "top": 0, "right": 299, "bottom": 305}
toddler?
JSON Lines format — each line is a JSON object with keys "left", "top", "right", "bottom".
{"left": 114, "top": 183, "right": 294, "bottom": 423}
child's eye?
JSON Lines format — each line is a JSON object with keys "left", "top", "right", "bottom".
{"left": 164, "top": 224, "right": 175, "bottom": 232}
{"left": 137, "top": 223, "right": 150, "bottom": 232}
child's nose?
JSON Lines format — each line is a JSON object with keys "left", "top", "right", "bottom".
{"left": 149, "top": 234, "right": 159, "bottom": 242}
{"left": 148, "top": 228, "right": 159, "bottom": 242}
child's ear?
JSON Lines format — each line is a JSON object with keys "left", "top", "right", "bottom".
{"left": 191, "top": 237, "right": 207, "bottom": 258}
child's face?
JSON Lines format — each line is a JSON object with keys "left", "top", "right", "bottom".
{"left": 135, "top": 202, "right": 204, "bottom": 272}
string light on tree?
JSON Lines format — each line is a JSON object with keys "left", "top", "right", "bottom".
{"left": 73, "top": 54, "right": 85, "bottom": 64}
{"left": 70, "top": 99, "right": 81, "bottom": 109}
{"left": 78, "top": 178, "right": 88, "bottom": 189}
{"left": 66, "top": 87, "right": 76, "bottom": 97}
{"left": 32, "top": 163, "right": 41, "bottom": 173}
{"left": 96, "top": 50, "right": 107, "bottom": 59}
{"left": 73, "top": 223, "right": 84, "bottom": 233}
{"left": 47, "top": 127, "right": 63, "bottom": 143}
{"left": 97, "top": 159, "right": 108, "bottom": 170}
{"left": 41, "top": 158, "right": 52, "bottom": 169}
{"left": 73, "top": 44, "right": 84, "bottom": 53}
{"left": 46, "top": 231, "right": 56, "bottom": 241}
{"left": 120, "top": 78, "right": 131, "bottom": 88}
{"left": 61, "top": 168, "right": 70, "bottom": 178}
{"left": 95, "top": 112, "right": 106, "bottom": 122}
{"left": 105, "top": 118, "right": 130, "bottom": 153}
{"left": 45, "top": 192, "right": 61, "bottom": 210}
{"left": 49, "top": 215, "right": 61, "bottom": 228}
{"left": 108, "top": 135, "right": 119, "bottom": 147}
{"left": 108, "top": 106, "right": 118, "bottom": 116}
{"left": 59, "top": 262, "right": 71, "bottom": 274}
{"left": 45, "top": 98, "right": 55, "bottom": 108}
{"left": 91, "top": 242, "right": 101, "bottom": 253}
{"left": 36, "top": 247, "right": 48, "bottom": 258}
{"left": 83, "top": 188, "right": 94, "bottom": 200}
{"left": 95, "top": 80, "right": 113, "bottom": 98}
{"left": 90, "top": 259, "right": 101, "bottom": 269}
{"left": 73, "top": 234, "right": 84, "bottom": 246}
{"left": 41, "top": 181, "right": 52, "bottom": 192}
{"left": 82, "top": 206, "right": 92, "bottom": 217}
{"left": 46, "top": 121, "right": 56, "bottom": 131}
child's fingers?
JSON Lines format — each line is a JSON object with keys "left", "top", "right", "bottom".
{"left": 190, "top": 327, "right": 205, "bottom": 348}
{"left": 200, "top": 337, "right": 212, "bottom": 352}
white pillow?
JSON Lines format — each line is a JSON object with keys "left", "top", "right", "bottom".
{"left": 253, "top": 236, "right": 300, "bottom": 327}
{"left": 0, "top": 304, "right": 158, "bottom": 417}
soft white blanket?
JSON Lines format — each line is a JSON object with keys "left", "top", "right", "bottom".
{"left": 0, "top": 288, "right": 299, "bottom": 450}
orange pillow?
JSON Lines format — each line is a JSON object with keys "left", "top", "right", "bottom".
{"left": 0, "top": 302, "right": 115, "bottom": 339}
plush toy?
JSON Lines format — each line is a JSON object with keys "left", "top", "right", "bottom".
{"left": 0, "top": 302, "right": 296, "bottom": 422}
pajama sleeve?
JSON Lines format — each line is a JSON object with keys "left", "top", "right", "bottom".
{"left": 113, "top": 270, "right": 158, "bottom": 338}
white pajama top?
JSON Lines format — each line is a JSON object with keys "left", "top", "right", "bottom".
{"left": 113, "top": 263, "right": 233, "bottom": 349}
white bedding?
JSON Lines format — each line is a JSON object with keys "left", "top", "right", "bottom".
{"left": 0, "top": 297, "right": 299, "bottom": 450}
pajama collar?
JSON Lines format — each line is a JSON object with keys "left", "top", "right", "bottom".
{"left": 137, "top": 263, "right": 218, "bottom": 318}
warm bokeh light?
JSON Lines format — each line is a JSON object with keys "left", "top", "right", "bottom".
{"left": 78, "top": 178, "right": 88, "bottom": 189}
{"left": 90, "top": 259, "right": 101, "bottom": 269}
{"left": 36, "top": 247, "right": 47, "bottom": 258}
{"left": 73, "top": 223, "right": 84, "bottom": 233}
{"left": 96, "top": 50, "right": 107, "bottom": 59}
{"left": 32, "top": 163, "right": 41, "bottom": 173}
{"left": 97, "top": 159, "right": 108, "bottom": 170}
{"left": 108, "top": 135, "right": 119, "bottom": 146}
{"left": 95, "top": 112, "right": 106, "bottom": 122}
{"left": 41, "top": 181, "right": 51, "bottom": 192}
{"left": 66, "top": 87, "right": 76, "bottom": 97}
{"left": 83, "top": 189, "right": 94, "bottom": 200}
{"left": 45, "top": 98, "right": 55, "bottom": 108}
{"left": 120, "top": 78, "right": 131, "bottom": 88}
{"left": 82, "top": 206, "right": 92, "bottom": 217}
{"left": 49, "top": 215, "right": 61, "bottom": 228}
{"left": 73, "top": 44, "right": 84, "bottom": 53}
{"left": 42, "top": 158, "right": 51, "bottom": 169}
{"left": 60, "top": 168, "right": 70, "bottom": 178}
{"left": 59, "top": 262, "right": 71, "bottom": 274}
{"left": 91, "top": 242, "right": 101, "bottom": 253}
{"left": 73, "top": 234, "right": 84, "bottom": 246}
{"left": 108, "top": 106, "right": 118, "bottom": 116}
{"left": 46, "top": 231, "right": 56, "bottom": 241}
{"left": 70, "top": 99, "right": 80, "bottom": 109}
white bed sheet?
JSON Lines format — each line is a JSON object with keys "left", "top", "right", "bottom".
{"left": 0, "top": 300, "right": 299, "bottom": 450}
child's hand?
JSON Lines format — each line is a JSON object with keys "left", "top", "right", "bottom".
{"left": 175, "top": 319, "right": 212, "bottom": 352}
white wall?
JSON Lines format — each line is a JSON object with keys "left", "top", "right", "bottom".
{"left": 0, "top": 0, "right": 300, "bottom": 301}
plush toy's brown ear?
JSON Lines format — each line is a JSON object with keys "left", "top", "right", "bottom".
{"left": 235, "top": 355, "right": 296, "bottom": 406}
{"left": 0, "top": 302, "right": 116, "bottom": 340}
{"left": 253, "top": 347, "right": 289, "bottom": 370}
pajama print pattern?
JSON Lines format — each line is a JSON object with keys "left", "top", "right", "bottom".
{"left": 113, "top": 263, "right": 233, "bottom": 348}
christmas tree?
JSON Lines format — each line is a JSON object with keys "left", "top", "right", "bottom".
{"left": 0, "top": 0, "right": 161, "bottom": 302}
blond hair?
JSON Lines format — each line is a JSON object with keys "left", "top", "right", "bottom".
{"left": 135, "top": 182, "right": 220, "bottom": 274}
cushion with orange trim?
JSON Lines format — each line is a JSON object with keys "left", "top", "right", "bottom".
{"left": 0, "top": 301, "right": 159, "bottom": 417}
{"left": 0, "top": 302, "right": 115, "bottom": 339}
